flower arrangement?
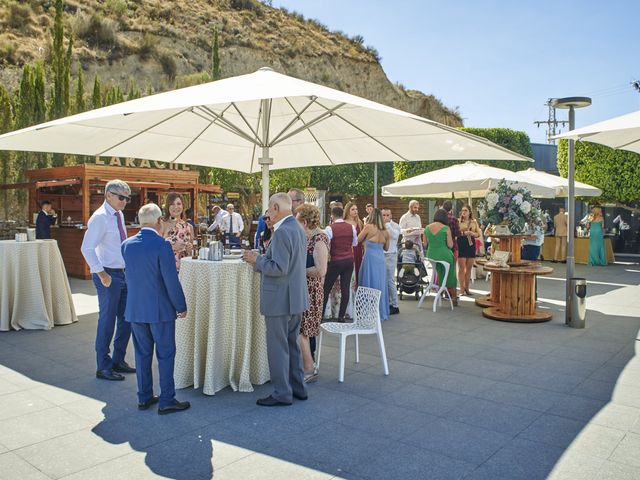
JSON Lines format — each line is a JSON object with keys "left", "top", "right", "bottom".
{"left": 478, "top": 179, "right": 543, "bottom": 234}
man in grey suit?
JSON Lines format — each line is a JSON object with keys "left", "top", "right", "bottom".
{"left": 243, "top": 193, "right": 309, "bottom": 406}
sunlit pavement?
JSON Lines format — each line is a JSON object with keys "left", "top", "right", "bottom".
{"left": 0, "top": 261, "right": 639, "bottom": 479}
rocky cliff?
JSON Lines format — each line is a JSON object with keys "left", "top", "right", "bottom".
{"left": 0, "top": 0, "right": 462, "bottom": 126}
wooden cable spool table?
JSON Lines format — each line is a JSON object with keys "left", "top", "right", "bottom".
{"left": 474, "top": 234, "right": 553, "bottom": 323}
{"left": 480, "top": 262, "right": 554, "bottom": 323}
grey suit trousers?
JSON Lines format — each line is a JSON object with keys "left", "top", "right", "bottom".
{"left": 265, "top": 313, "right": 307, "bottom": 403}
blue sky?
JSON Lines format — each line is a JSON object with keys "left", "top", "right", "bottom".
{"left": 274, "top": 0, "right": 639, "bottom": 144}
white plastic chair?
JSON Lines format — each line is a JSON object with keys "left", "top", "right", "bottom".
{"left": 418, "top": 258, "right": 454, "bottom": 312}
{"left": 316, "top": 286, "right": 389, "bottom": 383}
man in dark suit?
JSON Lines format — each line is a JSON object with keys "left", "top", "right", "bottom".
{"left": 243, "top": 193, "right": 309, "bottom": 407}
{"left": 36, "top": 200, "right": 57, "bottom": 239}
{"left": 121, "top": 203, "right": 190, "bottom": 415}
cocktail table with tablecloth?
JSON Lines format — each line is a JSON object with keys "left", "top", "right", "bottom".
{"left": 0, "top": 239, "right": 77, "bottom": 331}
{"left": 174, "top": 257, "right": 270, "bottom": 395}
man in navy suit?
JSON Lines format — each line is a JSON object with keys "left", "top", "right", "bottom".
{"left": 36, "top": 200, "right": 57, "bottom": 239}
{"left": 121, "top": 203, "right": 190, "bottom": 415}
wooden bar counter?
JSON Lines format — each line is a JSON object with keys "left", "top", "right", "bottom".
{"left": 541, "top": 236, "right": 615, "bottom": 264}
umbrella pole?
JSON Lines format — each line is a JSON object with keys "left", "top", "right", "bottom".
{"left": 259, "top": 99, "right": 272, "bottom": 213}
{"left": 374, "top": 163, "right": 378, "bottom": 208}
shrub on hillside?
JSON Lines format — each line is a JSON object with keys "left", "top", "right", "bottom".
{"left": 158, "top": 51, "right": 177, "bottom": 79}
{"left": 229, "top": 0, "right": 262, "bottom": 15}
{"left": 104, "top": 0, "right": 127, "bottom": 19}
{"left": 75, "top": 13, "right": 118, "bottom": 50}
{"left": 8, "top": 2, "right": 33, "bottom": 31}
{"left": 137, "top": 33, "right": 158, "bottom": 60}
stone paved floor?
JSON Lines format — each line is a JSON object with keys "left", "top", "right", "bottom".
{"left": 0, "top": 260, "right": 639, "bottom": 479}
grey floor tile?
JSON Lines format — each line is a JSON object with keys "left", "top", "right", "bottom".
{"left": 547, "top": 394, "right": 608, "bottom": 422}
{"left": 472, "top": 347, "right": 543, "bottom": 367}
{"left": 0, "top": 377, "right": 22, "bottom": 396}
{"left": 319, "top": 371, "right": 406, "bottom": 401}
{"left": 14, "top": 429, "right": 134, "bottom": 479}
{"left": 381, "top": 384, "right": 468, "bottom": 416}
{"left": 334, "top": 401, "right": 435, "bottom": 441}
{"left": 465, "top": 438, "right": 564, "bottom": 480}
{"left": 476, "top": 381, "right": 565, "bottom": 412}
{"left": 449, "top": 397, "right": 541, "bottom": 436}
{"left": 0, "top": 390, "right": 57, "bottom": 421}
{"left": 547, "top": 452, "right": 604, "bottom": 480}
{"left": 404, "top": 417, "right": 511, "bottom": 464}
{"left": 361, "top": 358, "right": 440, "bottom": 384}
{"left": 505, "top": 368, "right": 584, "bottom": 394}
{"left": 518, "top": 414, "right": 585, "bottom": 448}
{"left": 609, "top": 433, "right": 640, "bottom": 468}
{"left": 0, "top": 452, "right": 51, "bottom": 480}
{"left": 214, "top": 451, "right": 336, "bottom": 480}
{"left": 446, "top": 357, "right": 520, "bottom": 381}
{"left": 415, "top": 370, "right": 497, "bottom": 397}
{"left": 591, "top": 403, "right": 640, "bottom": 431}
{"left": 571, "top": 378, "right": 617, "bottom": 401}
{"left": 0, "top": 406, "right": 92, "bottom": 450}
{"left": 595, "top": 460, "right": 640, "bottom": 480}
{"left": 564, "top": 424, "right": 626, "bottom": 460}
{"left": 395, "top": 349, "right": 464, "bottom": 370}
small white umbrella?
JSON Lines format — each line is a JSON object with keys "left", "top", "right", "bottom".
{"left": 381, "top": 161, "right": 556, "bottom": 201}
{"left": 0, "top": 68, "right": 531, "bottom": 210}
{"left": 513, "top": 168, "right": 602, "bottom": 197}
{"left": 554, "top": 109, "right": 640, "bottom": 154}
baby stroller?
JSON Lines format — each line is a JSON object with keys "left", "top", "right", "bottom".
{"left": 396, "top": 248, "right": 428, "bottom": 300}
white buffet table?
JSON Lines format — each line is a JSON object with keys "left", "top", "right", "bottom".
{"left": 174, "top": 257, "right": 270, "bottom": 395}
{"left": 0, "top": 239, "right": 77, "bottom": 331}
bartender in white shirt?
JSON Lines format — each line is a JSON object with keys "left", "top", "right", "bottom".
{"left": 80, "top": 179, "right": 135, "bottom": 382}
{"left": 221, "top": 203, "right": 244, "bottom": 246}
{"left": 207, "top": 204, "right": 227, "bottom": 233}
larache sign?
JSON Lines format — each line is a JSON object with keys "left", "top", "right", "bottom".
{"left": 94, "top": 157, "right": 190, "bottom": 170}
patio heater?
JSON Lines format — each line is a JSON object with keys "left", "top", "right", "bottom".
{"left": 550, "top": 97, "right": 592, "bottom": 326}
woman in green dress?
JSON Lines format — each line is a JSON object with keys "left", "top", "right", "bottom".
{"left": 587, "top": 206, "right": 607, "bottom": 266}
{"left": 424, "top": 209, "right": 458, "bottom": 305}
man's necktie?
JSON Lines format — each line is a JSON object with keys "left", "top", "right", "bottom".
{"left": 115, "top": 211, "right": 126, "bottom": 242}
{"left": 229, "top": 214, "right": 234, "bottom": 235}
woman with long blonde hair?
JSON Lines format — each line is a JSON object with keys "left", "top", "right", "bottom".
{"left": 587, "top": 206, "right": 606, "bottom": 266}
{"left": 357, "top": 208, "right": 391, "bottom": 321}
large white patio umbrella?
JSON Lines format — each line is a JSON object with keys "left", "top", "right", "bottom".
{"left": 381, "top": 161, "right": 556, "bottom": 201}
{"left": 513, "top": 168, "right": 602, "bottom": 197}
{"left": 555, "top": 109, "right": 640, "bottom": 154}
{"left": 0, "top": 67, "right": 531, "bottom": 210}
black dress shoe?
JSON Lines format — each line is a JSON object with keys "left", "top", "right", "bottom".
{"left": 112, "top": 362, "right": 136, "bottom": 374}
{"left": 96, "top": 369, "right": 125, "bottom": 381}
{"left": 158, "top": 400, "right": 191, "bottom": 415}
{"left": 390, "top": 306, "right": 400, "bottom": 315}
{"left": 138, "top": 395, "right": 159, "bottom": 410}
{"left": 256, "top": 395, "right": 292, "bottom": 407}
{"left": 293, "top": 392, "right": 308, "bottom": 401}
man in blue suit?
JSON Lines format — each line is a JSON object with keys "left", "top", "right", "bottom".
{"left": 121, "top": 203, "right": 190, "bottom": 415}
{"left": 36, "top": 200, "right": 57, "bottom": 239}
{"left": 243, "top": 193, "right": 309, "bottom": 406}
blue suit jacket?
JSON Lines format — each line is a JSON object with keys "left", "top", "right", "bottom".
{"left": 254, "top": 215, "right": 309, "bottom": 316}
{"left": 36, "top": 211, "right": 55, "bottom": 239}
{"left": 121, "top": 229, "right": 187, "bottom": 323}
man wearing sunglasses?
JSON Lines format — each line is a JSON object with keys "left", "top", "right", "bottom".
{"left": 81, "top": 179, "right": 136, "bottom": 381}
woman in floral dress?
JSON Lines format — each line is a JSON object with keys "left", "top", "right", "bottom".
{"left": 295, "top": 204, "right": 329, "bottom": 383}
{"left": 160, "top": 192, "right": 194, "bottom": 271}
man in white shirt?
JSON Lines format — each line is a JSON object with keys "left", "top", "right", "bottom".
{"left": 382, "top": 209, "right": 401, "bottom": 314}
{"left": 221, "top": 203, "right": 244, "bottom": 247}
{"left": 399, "top": 200, "right": 424, "bottom": 254}
{"left": 207, "top": 204, "right": 227, "bottom": 233}
{"left": 81, "top": 179, "right": 135, "bottom": 382}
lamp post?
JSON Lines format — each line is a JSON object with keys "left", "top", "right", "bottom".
{"left": 550, "top": 97, "right": 591, "bottom": 326}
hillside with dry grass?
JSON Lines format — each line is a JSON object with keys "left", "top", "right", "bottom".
{"left": 0, "top": 0, "right": 463, "bottom": 126}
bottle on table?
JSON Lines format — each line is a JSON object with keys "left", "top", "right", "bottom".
{"left": 192, "top": 239, "right": 198, "bottom": 260}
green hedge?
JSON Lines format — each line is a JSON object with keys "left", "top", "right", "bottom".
{"left": 557, "top": 139, "right": 640, "bottom": 204}
{"left": 393, "top": 127, "right": 533, "bottom": 182}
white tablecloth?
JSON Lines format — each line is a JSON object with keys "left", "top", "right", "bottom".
{"left": 175, "top": 258, "right": 269, "bottom": 395}
{"left": 0, "top": 240, "right": 77, "bottom": 331}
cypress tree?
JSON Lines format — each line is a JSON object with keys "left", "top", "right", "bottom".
{"left": 51, "top": 0, "right": 65, "bottom": 119}
{"left": 74, "top": 68, "right": 85, "bottom": 113}
{"left": 63, "top": 35, "right": 73, "bottom": 116}
{"left": 92, "top": 75, "right": 102, "bottom": 109}
{"left": 33, "top": 63, "right": 49, "bottom": 168}
{"left": 0, "top": 86, "right": 14, "bottom": 219}
{"left": 212, "top": 26, "right": 221, "bottom": 81}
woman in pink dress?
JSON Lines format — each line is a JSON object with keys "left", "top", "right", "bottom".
{"left": 160, "top": 192, "right": 194, "bottom": 271}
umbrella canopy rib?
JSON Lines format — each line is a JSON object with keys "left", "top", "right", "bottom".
{"left": 269, "top": 96, "right": 319, "bottom": 145}
{"left": 198, "top": 105, "right": 259, "bottom": 145}
{"left": 271, "top": 102, "right": 347, "bottom": 147}
{"left": 96, "top": 108, "right": 191, "bottom": 156}
{"left": 284, "top": 97, "right": 335, "bottom": 166}
{"left": 169, "top": 116, "right": 218, "bottom": 165}
{"left": 230, "top": 102, "right": 261, "bottom": 142}
{"left": 322, "top": 101, "right": 409, "bottom": 162}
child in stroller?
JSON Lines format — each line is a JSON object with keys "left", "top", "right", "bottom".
{"left": 396, "top": 240, "right": 428, "bottom": 300}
